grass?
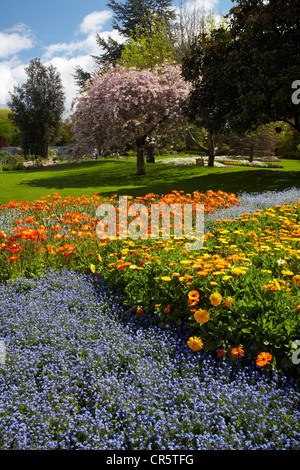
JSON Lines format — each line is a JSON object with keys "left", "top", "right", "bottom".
{"left": 0, "top": 155, "right": 299, "bottom": 204}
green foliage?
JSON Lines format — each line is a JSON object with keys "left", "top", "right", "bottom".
{"left": 74, "top": 0, "right": 176, "bottom": 88}
{"left": 107, "top": 0, "right": 176, "bottom": 39}
{"left": 0, "top": 109, "right": 20, "bottom": 146}
{"left": 275, "top": 123, "right": 300, "bottom": 156}
{"left": 182, "top": 0, "right": 300, "bottom": 151}
{"left": 8, "top": 58, "right": 65, "bottom": 159}
{"left": 1, "top": 164, "right": 12, "bottom": 171}
{"left": 119, "top": 16, "right": 176, "bottom": 69}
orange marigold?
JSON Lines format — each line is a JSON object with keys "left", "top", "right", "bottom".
{"left": 187, "top": 336, "right": 203, "bottom": 351}
{"left": 256, "top": 352, "right": 272, "bottom": 367}
{"left": 210, "top": 292, "right": 222, "bottom": 306}
{"left": 194, "top": 309, "right": 210, "bottom": 323}
{"left": 224, "top": 297, "right": 234, "bottom": 308}
{"left": 231, "top": 346, "right": 244, "bottom": 358}
{"left": 217, "top": 348, "right": 226, "bottom": 357}
{"left": 292, "top": 275, "right": 300, "bottom": 287}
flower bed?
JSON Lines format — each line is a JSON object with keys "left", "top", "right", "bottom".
{"left": 158, "top": 155, "right": 284, "bottom": 168}
{"left": 0, "top": 189, "right": 299, "bottom": 373}
{"left": 0, "top": 269, "right": 299, "bottom": 450}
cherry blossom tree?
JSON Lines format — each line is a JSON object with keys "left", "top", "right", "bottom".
{"left": 71, "top": 62, "right": 191, "bottom": 175}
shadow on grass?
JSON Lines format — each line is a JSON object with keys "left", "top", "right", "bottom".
{"left": 20, "top": 159, "right": 300, "bottom": 197}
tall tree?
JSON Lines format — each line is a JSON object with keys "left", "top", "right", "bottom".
{"left": 182, "top": 0, "right": 300, "bottom": 165}
{"left": 8, "top": 59, "right": 65, "bottom": 158}
{"left": 118, "top": 16, "right": 177, "bottom": 69}
{"left": 182, "top": 27, "right": 234, "bottom": 166}
{"left": 74, "top": 0, "right": 176, "bottom": 89}
{"left": 226, "top": 0, "right": 300, "bottom": 134}
{"left": 71, "top": 63, "right": 191, "bottom": 175}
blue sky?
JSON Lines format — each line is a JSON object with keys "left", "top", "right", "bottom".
{"left": 0, "top": 0, "right": 234, "bottom": 115}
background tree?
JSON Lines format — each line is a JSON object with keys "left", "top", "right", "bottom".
{"left": 118, "top": 16, "right": 177, "bottom": 70}
{"left": 8, "top": 59, "right": 65, "bottom": 158}
{"left": 71, "top": 63, "right": 191, "bottom": 175}
{"left": 74, "top": 0, "right": 176, "bottom": 90}
{"left": 0, "top": 109, "right": 20, "bottom": 147}
{"left": 226, "top": 0, "right": 300, "bottom": 134}
{"left": 182, "top": 26, "right": 233, "bottom": 166}
{"left": 182, "top": 0, "right": 300, "bottom": 164}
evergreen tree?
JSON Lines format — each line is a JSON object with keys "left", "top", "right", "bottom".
{"left": 74, "top": 0, "right": 176, "bottom": 89}
{"left": 8, "top": 59, "right": 65, "bottom": 158}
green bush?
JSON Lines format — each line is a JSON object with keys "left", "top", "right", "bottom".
{"left": 279, "top": 152, "right": 300, "bottom": 160}
{"left": 1, "top": 164, "right": 12, "bottom": 171}
{"left": 12, "top": 162, "right": 24, "bottom": 170}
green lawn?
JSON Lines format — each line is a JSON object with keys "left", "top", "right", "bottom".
{"left": 0, "top": 156, "right": 299, "bottom": 204}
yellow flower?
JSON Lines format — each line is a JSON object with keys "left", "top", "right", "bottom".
{"left": 222, "top": 275, "right": 233, "bottom": 281}
{"left": 194, "top": 309, "right": 210, "bottom": 323}
{"left": 210, "top": 292, "right": 222, "bottom": 306}
{"left": 187, "top": 336, "right": 203, "bottom": 351}
{"left": 281, "top": 270, "right": 294, "bottom": 276}
{"left": 161, "top": 276, "right": 172, "bottom": 281}
{"left": 90, "top": 264, "right": 96, "bottom": 274}
{"left": 224, "top": 297, "right": 234, "bottom": 308}
{"left": 292, "top": 275, "right": 300, "bottom": 287}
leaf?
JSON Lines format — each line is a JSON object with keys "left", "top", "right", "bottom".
{"left": 241, "top": 328, "right": 251, "bottom": 334}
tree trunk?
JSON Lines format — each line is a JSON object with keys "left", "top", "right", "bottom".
{"left": 207, "top": 132, "right": 215, "bottom": 167}
{"left": 136, "top": 136, "right": 146, "bottom": 175}
{"left": 146, "top": 143, "right": 155, "bottom": 163}
{"left": 249, "top": 141, "right": 254, "bottom": 162}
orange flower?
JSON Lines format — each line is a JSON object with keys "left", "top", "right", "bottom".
{"left": 194, "top": 309, "right": 210, "bottom": 323}
{"left": 217, "top": 348, "right": 226, "bottom": 357}
{"left": 188, "top": 290, "right": 200, "bottom": 305}
{"left": 8, "top": 254, "right": 19, "bottom": 262}
{"left": 187, "top": 336, "right": 203, "bottom": 351}
{"left": 231, "top": 346, "right": 244, "bottom": 358}
{"left": 224, "top": 297, "right": 234, "bottom": 308}
{"left": 136, "top": 308, "right": 143, "bottom": 314}
{"left": 164, "top": 305, "right": 171, "bottom": 313}
{"left": 188, "top": 290, "right": 200, "bottom": 301}
{"left": 292, "top": 275, "right": 300, "bottom": 287}
{"left": 256, "top": 352, "right": 272, "bottom": 367}
{"left": 210, "top": 292, "right": 222, "bottom": 306}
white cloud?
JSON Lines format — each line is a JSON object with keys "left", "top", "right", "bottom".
{"left": 0, "top": 11, "right": 123, "bottom": 116}
{"left": 0, "top": 23, "right": 35, "bottom": 59}
{"left": 0, "top": 57, "right": 28, "bottom": 106}
{"left": 79, "top": 10, "right": 113, "bottom": 35}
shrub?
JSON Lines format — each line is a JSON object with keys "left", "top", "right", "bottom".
{"left": 1, "top": 164, "right": 12, "bottom": 171}
{"left": 12, "top": 162, "right": 24, "bottom": 170}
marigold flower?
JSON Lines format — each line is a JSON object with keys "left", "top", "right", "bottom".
{"left": 224, "top": 297, "right": 234, "bottom": 308}
{"left": 231, "top": 346, "right": 244, "bottom": 358}
{"left": 163, "top": 305, "right": 171, "bottom": 313}
{"left": 256, "top": 352, "right": 272, "bottom": 367}
{"left": 90, "top": 264, "right": 96, "bottom": 273}
{"left": 136, "top": 308, "right": 143, "bottom": 314}
{"left": 8, "top": 254, "right": 19, "bottom": 262}
{"left": 187, "top": 336, "right": 203, "bottom": 351}
{"left": 161, "top": 276, "right": 172, "bottom": 281}
{"left": 292, "top": 275, "right": 300, "bottom": 287}
{"left": 210, "top": 292, "right": 222, "bottom": 306}
{"left": 194, "top": 309, "right": 210, "bottom": 323}
{"left": 281, "top": 270, "right": 294, "bottom": 276}
{"left": 188, "top": 290, "right": 200, "bottom": 301}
